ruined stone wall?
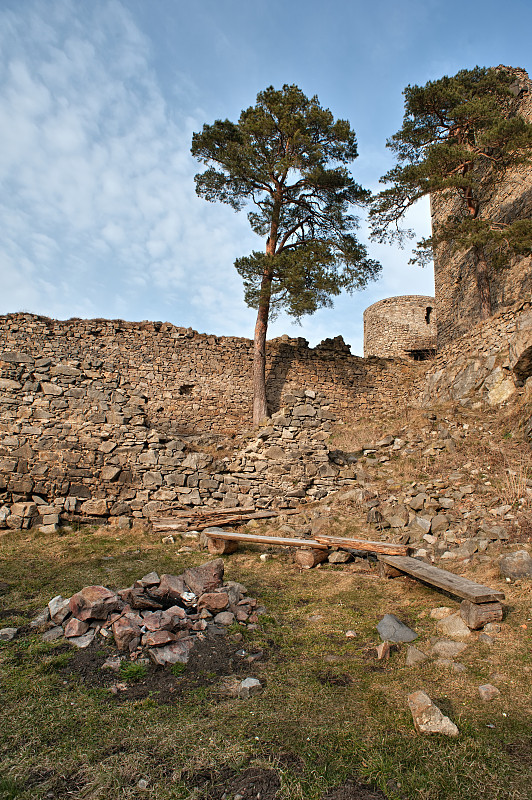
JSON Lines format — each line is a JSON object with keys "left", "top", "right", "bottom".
{"left": 363, "top": 295, "right": 436, "bottom": 359}
{"left": 0, "top": 313, "right": 425, "bottom": 528}
{"left": 420, "top": 299, "right": 532, "bottom": 407}
{"left": 432, "top": 66, "right": 532, "bottom": 348}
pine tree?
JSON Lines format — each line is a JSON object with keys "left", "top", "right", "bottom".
{"left": 369, "top": 66, "right": 532, "bottom": 319}
{"left": 192, "top": 85, "right": 379, "bottom": 423}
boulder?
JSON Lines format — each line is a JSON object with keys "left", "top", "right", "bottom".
{"left": 479, "top": 684, "right": 501, "bottom": 701}
{"left": 142, "top": 630, "right": 176, "bottom": 647}
{"left": 405, "top": 646, "right": 429, "bottom": 666}
{"left": 48, "top": 595, "right": 71, "bottom": 624}
{"left": 64, "top": 618, "right": 89, "bottom": 638}
{"left": 431, "top": 639, "right": 467, "bottom": 659}
{"left": 238, "top": 677, "right": 262, "bottom": 698}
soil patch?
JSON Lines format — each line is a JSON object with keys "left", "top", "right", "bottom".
{"left": 60, "top": 632, "right": 263, "bottom": 704}
{"left": 186, "top": 767, "right": 281, "bottom": 800}
{"left": 322, "top": 779, "right": 388, "bottom": 800}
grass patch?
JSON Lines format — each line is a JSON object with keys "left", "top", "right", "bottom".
{"left": 1, "top": 524, "right": 532, "bottom": 799}
{"left": 119, "top": 661, "right": 148, "bottom": 682}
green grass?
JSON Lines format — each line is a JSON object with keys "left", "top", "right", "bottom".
{"left": 119, "top": 662, "right": 148, "bottom": 682}
{"left": 1, "top": 526, "right": 531, "bottom": 799}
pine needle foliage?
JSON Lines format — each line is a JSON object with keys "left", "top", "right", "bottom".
{"left": 369, "top": 66, "right": 532, "bottom": 315}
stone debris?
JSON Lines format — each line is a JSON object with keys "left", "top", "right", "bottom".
{"left": 407, "top": 690, "right": 459, "bottom": 737}
{"left": 405, "top": 645, "right": 429, "bottom": 666}
{"left": 0, "top": 627, "right": 17, "bottom": 641}
{"left": 478, "top": 684, "right": 501, "bottom": 701}
{"left": 237, "top": 677, "right": 262, "bottom": 698}
{"left": 377, "top": 614, "right": 417, "bottom": 643}
{"left": 430, "top": 639, "right": 468, "bottom": 659}
{"left": 499, "top": 551, "right": 532, "bottom": 580}
{"left": 435, "top": 613, "right": 472, "bottom": 641}
{"left": 39, "top": 559, "right": 264, "bottom": 666}
{"left": 430, "top": 606, "right": 454, "bottom": 620}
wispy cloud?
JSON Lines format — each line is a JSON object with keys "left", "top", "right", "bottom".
{"left": 0, "top": 0, "right": 257, "bottom": 329}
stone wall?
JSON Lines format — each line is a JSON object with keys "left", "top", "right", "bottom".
{"left": 432, "top": 66, "right": 532, "bottom": 348}
{"left": 420, "top": 299, "right": 532, "bottom": 407}
{"left": 0, "top": 313, "right": 425, "bottom": 528}
{"left": 363, "top": 295, "right": 436, "bottom": 359}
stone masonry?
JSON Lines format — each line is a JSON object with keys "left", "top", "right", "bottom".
{"left": 363, "top": 296, "right": 436, "bottom": 360}
{"left": 420, "top": 299, "right": 532, "bottom": 407}
{"left": 0, "top": 313, "right": 425, "bottom": 529}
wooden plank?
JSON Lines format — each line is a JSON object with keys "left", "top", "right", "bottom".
{"left": 152, "top": 511, "right": 280, "bottom": 532}
{"left": 203, "top": 531, "right": 328, "bottom": 549}
{"left": 315, "top": 535, "right": 408, "bottom": 556}
{"left": 378, "top": 555, "right": 505, "bottom": 603}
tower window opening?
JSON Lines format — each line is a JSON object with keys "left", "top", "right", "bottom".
{"left": 425, "top": 306, "right": 433, "bottom": 324}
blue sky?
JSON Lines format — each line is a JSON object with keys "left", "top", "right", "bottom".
{"left": 1, "top": 0, "right": 530, "bottom": 354}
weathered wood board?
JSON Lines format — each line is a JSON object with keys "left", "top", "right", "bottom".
{"left": 315, "top": 535, "right": 408, "bottom": 556}
{"left": 204, "top": 530, "right": 406, "bottom": 557}
{"left": 204, "top": 531, "right": 328, "bottom": 549}
{"left": 378, "top": 555, "right": 505, "bottom": 604}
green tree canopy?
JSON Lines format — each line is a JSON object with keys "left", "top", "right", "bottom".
{"left": 191, "top": 84, "right": 379, "bottom": 423}
{"left": 369, "top": 66, "right": 532, "bottom": 318}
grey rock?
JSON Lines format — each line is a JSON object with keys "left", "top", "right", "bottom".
{"left": 214, "top": 611, "right": 235, "bottom": 626}
{"left": 499, "top": 550, "right": 532, "bottom": 580}
{"left": 434, "top": 658, "right": 466, "bottom": 672}
{"left": 42, "top": 626, "right": 64, "bottom": 642}
{"left": 405, "top": 645, "right": 429, "bottom": 666}
{"left": 238, "top": 677, "right": 262, "bottom": 698}
{"left": 377, "top": 614, "right": 417, "bottom": 643}
{"left": 148, "top": 638, "right": 194, "bottom": 665}
{"left": 431, "top": 639, "right": 467, "bottom": 659}
{"left": 0, "top": 627, "right": 18, "bottom": 641}
{"left": 328, "top": 551, "right": 351, "bottom": 564}
{"left": 30, "top": 608, "right": 51, "bottom": 628}
{"left": 431, "top": 514, "right": 450, "bottom": 534}
{"left": 409, "top": 493, "right": 428, "bottom": 511}
{"left": 436, "top": 613, "right": 472, "bottom": 641}
{"left": 68, "top": 629, "right": 95, "bottom": 648}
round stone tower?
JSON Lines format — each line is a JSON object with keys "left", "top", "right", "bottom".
{"left": 363, "top": 295, "right": 436, "bottom": 359}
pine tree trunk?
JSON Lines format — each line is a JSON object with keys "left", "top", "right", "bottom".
{"left": 473, "top": 245, "right": 492, "bottom": 319}
{"left": 252, "top": 197, "right": 280, "bottom": 426}
{"left": 252, "top": 282, "right": 270, "bottom": 425}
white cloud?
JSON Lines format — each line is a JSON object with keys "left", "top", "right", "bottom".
{"left": 0, "top": 0, "right": 258, "bottom": 328}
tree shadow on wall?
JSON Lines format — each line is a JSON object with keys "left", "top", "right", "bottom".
{"left": 265, "top": 343, "right": 296, "bottom": 414}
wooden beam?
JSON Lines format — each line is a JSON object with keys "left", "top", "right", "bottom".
{"left": 378, "top": 555, "right": 505, "bottom": 604}
{"left": 315, "top": 535, "right": 408, "bottom": 557}
{"left": 203, "top": 531, "right": 328, "bottom": 549}
{"left": 294, "top": 549, "right": 329, "bottom": 569}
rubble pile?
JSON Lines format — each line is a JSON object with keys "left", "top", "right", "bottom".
{"left": 39, "top": 559, "right": 264, "bottom": 665}
{"left": 331, "top": 420, "right": 532, "bottom": 565}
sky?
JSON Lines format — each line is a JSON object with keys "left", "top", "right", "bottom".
{"left": 1, "top": 0, "right": 531, "bottom": 355}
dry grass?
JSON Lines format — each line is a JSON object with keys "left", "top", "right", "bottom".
{"left": 2, "top": 524, "right": 532, "bottom": 800}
